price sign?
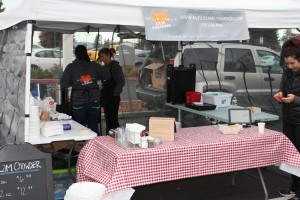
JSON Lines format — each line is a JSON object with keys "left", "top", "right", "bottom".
{"left": 0, "top": 143, "right": 53, "bottom": 200}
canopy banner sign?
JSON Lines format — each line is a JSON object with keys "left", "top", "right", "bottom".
{"left": 143, "top": 8, "right": 249, "bottom": 41}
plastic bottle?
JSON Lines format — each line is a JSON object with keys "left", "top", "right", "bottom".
{"left": 54, "top": 183, "right": 66, "bottom": 200}
{"left": 232, "top": 96, "right": 238, "bottom": 107}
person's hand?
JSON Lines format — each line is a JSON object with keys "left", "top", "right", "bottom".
{"left": 274, "top": 92, "right": 284, "bottom": 102}
{"left": 281, "top": 94, "right": 295, "bottom": 104}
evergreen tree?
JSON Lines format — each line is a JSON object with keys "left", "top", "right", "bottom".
{"left": 249, "top": 29, "right": 280, "bottom": 51}
{"left": 39, "top": 32, "right": 62, "bottom": 48}
{"left": 280, "top": 29, "right": 293, "bottom": 44}
{"left": 93, "top": 33, "right": 102, "bottom": 49}
{"left": 102, "top": 38, "right": 111, "bottom": 48}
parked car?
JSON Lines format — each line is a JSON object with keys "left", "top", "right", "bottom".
{"left": 32, "top": 44, "right": 44, "bottom": 49}
{"left": 136, "top": 42, "right": 282, "bottom": 112}
{"left": 257, "top": 51, "right": 280, "bottom": 68}
{"left": 116, "top": 49, "right": 150, "bottom": 67}
{"left": 135, "top": 41, "right": 178, "bottom": 109}
{"left": 31, "top": 48, "right": 62, "bottom": 70}
{"left": 133, "top": 49, "right": 150, "bottom": 67}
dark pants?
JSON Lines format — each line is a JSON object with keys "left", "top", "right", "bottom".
{"left": 72, "top": 101, "right": 100, "bottom": 136}
{"left": 102, "top": 96, "right": 120, "bottom": 135}
{"left": 283, "top": 121, "right": 300, "bottom": 194}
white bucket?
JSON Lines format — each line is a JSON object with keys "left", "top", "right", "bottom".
{"left": 64, "top": 182, "right": 106, "bottom": 200}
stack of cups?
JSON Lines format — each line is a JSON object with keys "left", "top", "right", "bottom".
{"left": 29, "top": 105, "right": 41, "bottom": 139}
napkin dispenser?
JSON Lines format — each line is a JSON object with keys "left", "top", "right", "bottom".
{"left": 149, "top": 117, "right": 175, "bottom": 141}
{"left": 41, "top": 121, "right": 64, "bottom": 137}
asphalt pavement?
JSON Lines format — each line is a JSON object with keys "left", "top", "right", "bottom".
{"left": 131, "top": 166, "right": 291, "bottom": 200}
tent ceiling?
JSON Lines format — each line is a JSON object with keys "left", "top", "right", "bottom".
{"left": 32, "top": 21, "right": 145, "bottom": 34}
{"left": 1, "top": 0, "right": 300, "bottom": 33}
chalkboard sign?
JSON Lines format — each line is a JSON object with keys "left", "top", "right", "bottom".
{"left": 0, "top": 143, "right": 53, "bottom": 200}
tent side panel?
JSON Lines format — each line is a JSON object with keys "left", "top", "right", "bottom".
{"left": 0, "top": 22, "right": 27, "bottom": 146}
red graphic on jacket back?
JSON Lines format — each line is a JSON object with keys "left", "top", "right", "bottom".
{"left": 80, "top": 75, "right": 92, "bottom": 85}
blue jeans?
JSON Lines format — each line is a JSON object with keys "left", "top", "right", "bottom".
{"left": 71, "top": 101, "right": 100, "bottom": 135}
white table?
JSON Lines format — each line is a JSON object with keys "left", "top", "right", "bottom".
{"left": 28, "top": 120, "right": 97, "bottom": 181}
{"left": 28, "top": 121, "right": 97, "bottom": 145}
{"left": 166, "top": 103, "right": 279, "bottom": 124}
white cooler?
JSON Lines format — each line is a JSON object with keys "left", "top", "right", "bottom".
{"left": 202, "top": 92, "right": 233, "bottom": 107}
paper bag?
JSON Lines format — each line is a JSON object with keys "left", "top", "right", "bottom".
{"left": 149, "top": 117, "right": 175, "bottom": 141}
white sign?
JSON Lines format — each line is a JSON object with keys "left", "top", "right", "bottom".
{"left": 143, "top": 8, "right": 249, "bottom": 41}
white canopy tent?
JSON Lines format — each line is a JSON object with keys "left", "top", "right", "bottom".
{"left": 0, "top": 0, "right": 300, "bottom": 145}
{"left": 1, "top": 0, "right": 300, "bottom": 32}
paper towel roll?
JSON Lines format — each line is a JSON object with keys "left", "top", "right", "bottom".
{"left": 30, "top": 96, "right": 36, "bottom": 105}
{"left": 29, "top": 127, "right": 40, "bottom": 139}
{"left": 29, "top": 105, "right": 40, "bottom": 122}
{"left": 195, "top": 83, "right": 204, "bottom": 103}
{"left": 29, "top": 105, "right": 40, "bottom": 139}
{"left": 195, "top": 83, "right": 203, "bottom": 93}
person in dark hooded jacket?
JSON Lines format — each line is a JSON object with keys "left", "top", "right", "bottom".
{"left": 60, "top": 45, "right": 110, "bottom": 135}
{"left": 274, "top": 47, "right": 300, "bottom": 200}
{"left": 98, "top": 48, "right": 125, "bottom": 135}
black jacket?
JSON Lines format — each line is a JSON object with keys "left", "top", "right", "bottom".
{"left": 101, "top": 60, "right": 125, "bottom": 97}
{"left": 60, "top": 59, "right": 110, "bottom": 105}
{"left": 281, "top": 67, "right": 300, "bottom": 125}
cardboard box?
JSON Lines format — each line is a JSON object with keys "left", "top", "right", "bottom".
{"left": 144, "top": 63, "right": 166, "bottom": 90}
{"left": 149, "top": 117, "right": 175, "bottom": 141}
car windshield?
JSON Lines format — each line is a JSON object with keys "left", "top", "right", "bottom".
{"left": 138, "top": 42, "right": 177, "bottom": 91}
{"left": 143, "top": 42, "right": 178, "bottom": 66}
{"left": 183, "top": 48, "right": 219, "bottom": 70}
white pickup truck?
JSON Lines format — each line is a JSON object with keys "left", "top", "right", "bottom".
{"left": 136, "top": 42, "right": 282, "bottom": 112}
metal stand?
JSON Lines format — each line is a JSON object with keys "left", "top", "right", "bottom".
{"left": 67, "top": 140, "right": 76, "bottom": 182}
{"left": 231, "top": 168, "right": 268, "bottom": 200}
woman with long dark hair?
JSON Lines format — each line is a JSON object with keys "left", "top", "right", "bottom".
{"left": 98, "top": 48, "right": 125, "bottom": 134}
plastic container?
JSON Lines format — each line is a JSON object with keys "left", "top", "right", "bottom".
{"left": 54, "top": 184, "right": 66, "bottom": 200}
{"left": 53, "top": 171, "right": 76, "bottom": 200}
{"left": 202, "top": 92, "right": 233, "bottom": 107}
{"left": 115, "top": 127, "right": 136, "bottom": 149}
{"left": 185, "top": 91, "right": 201, "bottom": 104}
{"left": 148, "top": 138, "right": 155, "bottom": 148}
{"left": 219, "top": 124, "right": 243, "bottom": 135}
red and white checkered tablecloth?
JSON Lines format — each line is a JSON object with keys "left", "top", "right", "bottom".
{"left": 76, "top": 125, "right": 300, "bottom": 193}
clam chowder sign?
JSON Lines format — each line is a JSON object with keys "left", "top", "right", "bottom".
{"left": 143, "top": 8, "right": 249, "bottom": 41}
